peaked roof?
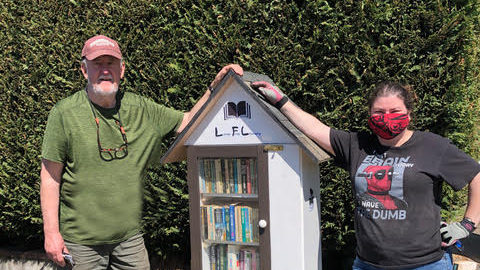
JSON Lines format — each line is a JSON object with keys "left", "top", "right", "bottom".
{"left": 160, "top": 70, "right": 331, "bottom": 164}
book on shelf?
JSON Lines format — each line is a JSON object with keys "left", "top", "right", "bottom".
{"left": 224, "top": 159, "right": 231, "bottom": 194}
{"left": 236, "top": 159, "right": 243, "bottom": 193}
{"left": 216, "top": 245, "right": 221, "bottom": 270}
{"left": 224, "top": 206, "right": 230, "bottom": 241}
{"left": 246, "top": 159, "right": 251, "bottom": 194}
{"left": 240, "top": 159, "right": 247, "bottom": 194}
{"left": 228, "top": 159, "right": 234, "bottom": 193}
{"left": 208, "top": 244, "right": 216, "bottom": 270}
{"left": 252, "top": 208, "right": 259, "bottom": 242}
{"left": 229, "top": 204, "right": 236, "bottom": 242}
{"left": 227, "top": 245, "right": 240, "bottom": 270}
{"left": 251, "top": 249, "right": 258, "bottom": 270}
{"left": 232, "top": 159, "right": 238, "bottom": 193}
{"left": 203, "top": 204, "right": 258, "bottom": 244}
{"left": 238, "top": 249, "right": 244, "bottom": 270}
{"left": 205, "top": 159, "right": 213, "bottom": 193}
{"left": 219, "top": 244, "right": 227, "bottom": 270}
{"left": 200, "top": 158, "right": 258, "bottom": 195}
{"left": 241, "top": 207, "right": 247, "bottom": 243}
{"left": 244, "top": 249, "right": 251, "bottom": 270}
{"left": 251, "top": 159, "right": 257, "bottom": 194}
{"left": 215, "top": 159, "right": 223, "bottom": 194}
{"left": 211, "top": 159, "right": 217, "bottom": 193}
{"left": 235, "top": 205, "right": 241, "bottom": 242}
{"left": 202, "top": 207, "right": 208, "bottom": 241}
{"left": 221, "top": 159, "right": 228, "bottom": 194}
{"left": 208, "top": 244, "right": 259, "bottom": 270}
{"left": 209, "top": 206, "right": 215, "bottom": 240}
{"left": 222, "top": 207, "right": 228, "bottom": 241}
{"left": 214, "top": 207, "right": 225, "bottom": 241}
{"left": 245, "top": 207, "right": 251, "bottom": 243}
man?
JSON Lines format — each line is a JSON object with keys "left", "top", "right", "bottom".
{"left": 40, "top": 34, "right": 242, "bottom": 269}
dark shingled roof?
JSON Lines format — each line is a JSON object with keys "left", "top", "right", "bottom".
{"left": 160, "top": 70, "right": 331, "bottom": 164}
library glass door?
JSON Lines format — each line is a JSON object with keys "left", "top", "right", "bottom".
{"left": 187, "top": 145, "right": 270, "bottom": 270}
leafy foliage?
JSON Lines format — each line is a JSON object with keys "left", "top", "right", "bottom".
{"left": 1, "top": 0, "right": 479, "bottom": 266}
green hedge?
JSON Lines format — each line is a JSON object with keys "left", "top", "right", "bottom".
{"left": 1, "top": 0, "right": 479, "bottom": 266}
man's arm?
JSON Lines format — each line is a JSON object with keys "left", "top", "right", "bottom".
{"left": 177, "top": 64, "right": 243, "bottom": 134}
{"left": 40, "top": 158, "right": 68, "bottom": 267}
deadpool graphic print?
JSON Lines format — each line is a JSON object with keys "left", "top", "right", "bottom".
{"left": 355, "top": 154, "right": 409, "bottom": 220}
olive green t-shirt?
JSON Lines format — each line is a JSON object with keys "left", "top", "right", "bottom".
{"left": 41, "top": 90, "right": 183, "bottom": 245}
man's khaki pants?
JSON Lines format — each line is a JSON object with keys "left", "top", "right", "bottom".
{"left": 64, "top": 233, "right": 150, "bottom": 270}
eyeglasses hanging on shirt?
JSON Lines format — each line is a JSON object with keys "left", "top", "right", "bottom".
{"left": 87, "top": 98, "right": 128, "bottom": 161}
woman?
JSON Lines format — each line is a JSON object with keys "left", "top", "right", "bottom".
{"left": 251, "top": 81, "right": 480, "bottom": 269}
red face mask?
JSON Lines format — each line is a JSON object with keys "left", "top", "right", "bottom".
{"left": 368, "top": 113, "right": 409, "bottom": 140}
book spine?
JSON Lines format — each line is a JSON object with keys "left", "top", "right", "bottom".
{"left": 219, "top": 244, "right": 226, "bottom": 270}
{"left": 224, "top": 245, "right": 228, "bottom": 270}
{"left": 233, "top": 159, "right": 238, "bottom": 193}
{"left": 229, "top": 159, "right": 235, "bottom": 193}
{"left": 221, "top": 159, "right": 227, "bottom": 194}
{"left": 224, "top": 159, "right": 230, "bottom": 194}
{"left": 202, "top": 206, "right": 208, "bottom": 240}
{"left": 251, "top": 159, "right": 257, "bottom": 194}
{"left": 244, "top": 250, "right": 251, "bottom": 270}
{"left": 215, "top": 244, "right": 220, "bottom": 270}
{"left": 229, "top": 204, "right": 235, "bottom": 242}
{"left": 209, "top": 206, "right": 214, "bottom": 240}
{"left": 204, "top": 159, "right": 210, "bottom": 193}
{"left": 214, "top": 207, "right": 223, "bottom": 241}
{"left": 236, "top": 159, "right": 242, "bottom": 193}
{"left": 209, "top": 244, "right": 216, "bottom": 270}
{"left": 235, "top": 206, "right": 241, "bottom": 242}
{"left": 253, "top": 208, "right": 259, "bottom": 242}
{"left": 221, "top": 207, "right": 226, "bottom": 241}
{"left": 251, "top": 249, "right": 257, "bottom": 270}
{"left": 228, "top": 245, "right": 240, "bottom": 270}
{"left": 246, "top": 207, "right": 251, "bottom": 243}
{"left": 241, "top": 207, "right": 246, "bottom": 243}
{"left": 241, "top": 159, "right": 247, "bottom": 194}
{"left": 246, "top": 159, "right": 251, "bottom": 194}
{"left": 224, "top": 206, "right": 230, "bottom": 241}
{"left": 210, "top": 160, "right": 216, "bottom": 193}
{"left": 215, "top": 159, "right": 222, "bottom": 193}
{"left": 239, "top": 249, "right": 245, "bottom": 270}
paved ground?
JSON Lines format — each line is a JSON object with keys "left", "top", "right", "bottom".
{"left": 0, "top": 258, "right": 57, "bottom": 270}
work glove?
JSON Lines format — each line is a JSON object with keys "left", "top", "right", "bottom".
{"left": 440, "top": 218, "right": 476, "bottom": 246}
{"left": 250, "top": 81, "right": 288, "bottom": 109}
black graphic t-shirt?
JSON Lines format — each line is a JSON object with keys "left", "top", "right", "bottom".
{"left": 330, "top": 129, "right": 480, "bottom": 269}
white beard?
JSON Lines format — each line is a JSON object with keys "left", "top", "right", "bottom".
{"left": 88, "top": 79, "right": 118, "bottom": 97}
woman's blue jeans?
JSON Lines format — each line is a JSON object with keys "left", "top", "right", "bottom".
{"left": 352, "top": 251, "right": 453, "bottom": 270}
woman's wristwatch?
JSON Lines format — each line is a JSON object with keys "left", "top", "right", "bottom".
{"left": 461, "top": 217, "right": 476, "bottom": 233}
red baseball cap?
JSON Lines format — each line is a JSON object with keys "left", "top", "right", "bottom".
{"left": 81, "top": 35, "right": 122, "bottom": 60}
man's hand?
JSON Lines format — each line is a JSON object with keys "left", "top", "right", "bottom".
{"left": 250, "top": 81, "right": 288, "bottom": 109}
{"left": 44, "top": 231, "right": 68, "bottom": 266}
{"left": 178, "top": 64, "right": 243, "bottom": 134}
{"left": 440, "top": 219, "right": 474, "bottom": 246}
{"left": 209, "top": 64, "right": 243, "bottom": 91}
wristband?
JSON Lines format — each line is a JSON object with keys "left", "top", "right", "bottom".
{"left": 275, "top": 96, "right": 288, "bottom": 110}
{"left": 460, "top": 217, "right": 476, "bottom": 233}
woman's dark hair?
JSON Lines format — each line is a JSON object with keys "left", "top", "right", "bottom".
{"left": 367, "top": 81, "right": 416, "bottom": 111}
